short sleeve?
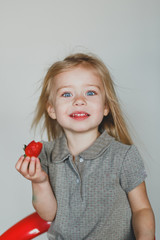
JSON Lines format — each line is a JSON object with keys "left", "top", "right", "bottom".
{"left": 120, "top": 145, "right": 147, "bottom": 193}
{"left": 38, "top": 141, "right": 49, "bottom": 175}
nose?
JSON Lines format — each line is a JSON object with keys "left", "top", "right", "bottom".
{"left": 73, "top": 94, "right": 86, "bottom": 106}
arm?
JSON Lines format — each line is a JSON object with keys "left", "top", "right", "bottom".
{"left": 128, "top": 182, "right": 155, "bottom": 240}
{"left": 15, "top": 156, "right": 57, "bottom": 222}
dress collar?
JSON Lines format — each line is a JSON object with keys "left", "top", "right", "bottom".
{"left": 52, "top": 130, "right": 114, "bottom": 163}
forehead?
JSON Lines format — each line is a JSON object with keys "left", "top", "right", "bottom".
{"left": 54, "top": 66, "right": 103, "bottom": 88}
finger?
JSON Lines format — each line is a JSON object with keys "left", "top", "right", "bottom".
{"left": 20, "top": 156, "right": 31, "bottom": 176}
{"left": 28, "top": 157, "right": 36, "bottom": 176}
{"left": 15, "top": 155, "right": 25, "bottom": 171}
{"left": 35, "top": 158, "right": 48, "bottom": 183}
{"left": 35, "top": 158, "right": 42, "bottom": 173}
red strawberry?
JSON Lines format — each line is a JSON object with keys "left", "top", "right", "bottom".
{"left": 24, "top": 141, "right": 43, "bottom": 157}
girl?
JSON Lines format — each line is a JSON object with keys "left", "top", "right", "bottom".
{"left": 16, "top": 53, "right": 155, "bottom": 240}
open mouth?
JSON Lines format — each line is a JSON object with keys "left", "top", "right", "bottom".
{"left": 69, "top": 112, "right": 90, "bottom": 120}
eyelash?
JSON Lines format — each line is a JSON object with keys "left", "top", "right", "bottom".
{"left": 86, "top": 90, "right": 97, "bottom": 96}
{"left": 61, "top": 90, "right": 97, "bottom": 98}
{"left": 62, "top": 92, "right": 72, "bottom": 97}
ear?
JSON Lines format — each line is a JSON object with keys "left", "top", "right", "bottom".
{"left": 104, "top": 104, "right": 109, "bottom": 116}
{"left": 46, "top": 103, "right": 56, "bottom": 119}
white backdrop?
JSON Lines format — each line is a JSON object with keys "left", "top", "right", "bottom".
{"left": 0, "top": 0, "right": 159, "bottom": 239}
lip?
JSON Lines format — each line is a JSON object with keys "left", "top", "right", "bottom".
{"left": 69, "top": 111, "right": 90, "bottom": 120}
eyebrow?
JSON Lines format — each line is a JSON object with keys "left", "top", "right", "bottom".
{"left": 56, "top": 85, "right": 72, "bottom": 93}
{"left": 56, "top": 84, "right": 101, "bottom": 93}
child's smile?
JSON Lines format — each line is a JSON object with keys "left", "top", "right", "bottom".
{"left": 47, "top": 65, "right": 109, "bottom": 136}
{"left": 69, "top": 111, "right": 90, "bottom": 121}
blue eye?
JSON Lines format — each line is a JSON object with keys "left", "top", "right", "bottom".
{"left": 62, "top": 92, "right": 72, "bottom": 97}
{"left": 86, "top": 91, "right": 96, "bottom": 96}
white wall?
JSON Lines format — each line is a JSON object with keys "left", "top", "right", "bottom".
{"left": 0, "top": 0, "right": 159, "bottom": 239}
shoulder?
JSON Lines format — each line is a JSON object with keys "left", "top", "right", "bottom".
{"left": 39, "top": 133, "right": 70, "bottom": 163}
{"left": 38, "top": 140, "right": 55, "bottom": 167}
{"left": 41, "top": 134, "right": 65, "bottom": 153}
{"left": 107, "top": 139, "right": 144, "bottom": 168}
{"left": 107, "top": 140, "right": 147, "bottom": 193}
{"left": 39, "top": 137, "right": 60, "bottom": 162}
{"left": 109, "top": 139, "right": 132, "bottom": 158}
{"left": 41, "top": 140, "right": 55, "bottom": 154}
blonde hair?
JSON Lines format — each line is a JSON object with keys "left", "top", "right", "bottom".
{"left": 32, "top": 53, "right": 133, "bottom": 145}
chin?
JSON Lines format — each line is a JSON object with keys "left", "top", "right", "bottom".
{"left": 71, "top": 127, "right": 98, "bottom": 134}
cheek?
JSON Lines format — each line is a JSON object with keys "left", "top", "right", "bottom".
{"left": 91, "top": 105, "right": 105, "bottom": 121}
{"left": 54, "top": 102, "right": 69, "bottom": 120}
{"left": 91, "top": 99, "right": 105, "bottom": 112}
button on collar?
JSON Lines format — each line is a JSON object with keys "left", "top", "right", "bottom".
{"left": 79, "top": 157, "right": 84, "bottom": 163}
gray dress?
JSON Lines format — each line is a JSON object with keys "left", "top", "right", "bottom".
{"left": 39, "top": 130, "right": 147, "bottom": 240}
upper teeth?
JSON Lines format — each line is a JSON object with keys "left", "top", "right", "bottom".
{"left": 72, "top": 113, "right": 87, "bottom": 116}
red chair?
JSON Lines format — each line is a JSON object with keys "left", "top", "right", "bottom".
{"left": 0, "top": 213, "right": 155, "bottom": 240}
{"left": 0, "top": 212, "right": 51, "bottom": 240}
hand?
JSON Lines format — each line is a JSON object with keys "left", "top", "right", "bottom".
{"left": 15, "top": 155, "right": 48, "bottom": 183}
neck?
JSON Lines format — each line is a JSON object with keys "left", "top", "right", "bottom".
{"left": 64, "top": 129, "right": 100, "bottom": 157}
